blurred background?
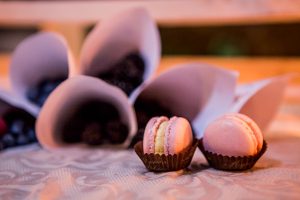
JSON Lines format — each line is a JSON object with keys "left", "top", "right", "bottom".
{"left": 0, "top": 0, "right": 300, "bottom": 137}
{"left": 0, "top": 0, "right": 300, "bottom": 83}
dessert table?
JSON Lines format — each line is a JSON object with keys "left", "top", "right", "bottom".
{"left": 0, "top": 56, "right": 300, "bottom": 199}
{"left": 0, "top": 129, "right": 299, "bottom": 199}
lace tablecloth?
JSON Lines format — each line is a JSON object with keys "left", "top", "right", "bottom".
{"left": 0, "top": 136, "right": 300, "bottom": 200}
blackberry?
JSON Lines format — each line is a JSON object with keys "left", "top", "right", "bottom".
{"left": 97, "top": 53, "right": 145, "bottom": 96}
{"left": 105, "top": 120, "right": 128, "bottom": 144}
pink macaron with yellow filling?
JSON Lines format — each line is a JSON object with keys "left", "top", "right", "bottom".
{"left": 143, "top": 116, "right": 193, "bottom": 155}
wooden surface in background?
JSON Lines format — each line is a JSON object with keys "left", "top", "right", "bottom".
{"left": 1, "top": 0, "right": 300, "bottom": 26}
{"left": 159, "top": 56, "right": 300, "bottom": 83}
{"left": 2, "top": 54, "right": 300, "bottom": 83}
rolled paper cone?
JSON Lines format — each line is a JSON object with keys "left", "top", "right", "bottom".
{"left": 0, "top": 87, "right": 38, "bottom": 117}
{"left": 231, "top": 74, "right": 292, "bottom": 131}
{"left": 36, "top": 75, "right": 137, "bottom": 149}
{"left": 133, "top": 63, "right": 238, "bottom": 139}
{"left": 78, "top": 7, "right": 160, "bottom": 97}
{"left": 9, "top": 32, "right": 74, "bottom": 106}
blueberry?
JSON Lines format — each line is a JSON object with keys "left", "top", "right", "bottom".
{"left": 26, "top": 86, "right": 39, "bottom": 102}
{"left": 105, "top": 120, "right": 128, "bottom": 144}
{"left": 42, "top": 81, "right": 57, "bottom": 94}
{"left": 10, "top": 119, "right": 25, "bottom": 135}
{"left": 26, "top": 128, "right": 37, "bottom": 142}
{"left": 16, "top": 134, "right": 29, "bottom": 146}
{"left": 1, "top": 134, "right": 15, "bottom": 148}
{"left": 26, "top": 77, "right": 65, "bottom": 107}
{"left": 36, "top": 93, "right": 49, "bottom": 107}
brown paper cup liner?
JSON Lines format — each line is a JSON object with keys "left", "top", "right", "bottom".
{"left": 198, "top": 139, "right": 267, "bottom": 171}
{"left": 134, "top": 139, "right": 198, "bottom": 172}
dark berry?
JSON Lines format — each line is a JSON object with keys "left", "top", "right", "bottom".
{"left": 81, "top": 123, "right": 103, "bottom": 145}
{"left": 10, "top": 119, "right": 25, "bottom": 135}
{"left": 26, "top": 128, "right": 37, "bottom": 142}
{"left": 36, "top": 93, "right": 49, "bottom": 107}
{"left": 0, "top": 141, "right": 4, "bottom": 150}
{"left": 129, "top": 128, "right": 144, "bottom": 148}
{"left": 97, "top": 53, "right": 145, "bottom": 96}
{"left": 26, "top": 77, "right": 65, "bottom": 107}
{"left": 42, "top": 81, "right": 57, "bottom": 94}
{"left": 1, "top": 108, "right": 37, "bottom": 149}
{"left": 105, "top": 120, "right": 128, "bottom": 144}
{"left": 16, "top": 134, "right": 29, "bottom": 146}
{"left": 1, "top": 134, "right": 15, "bottom": 148}
{"left": 0, "top": 118, "right": 7, "bottom": 138}
{"left": 26, "top": 86, "right": 39, "bottom": 103}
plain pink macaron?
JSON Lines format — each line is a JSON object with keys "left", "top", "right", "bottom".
{"left": 203, "top": 113, "right": 263, "bottom": 156}
{"left": 143, "top": 116, "right": 193, "bottom": 155}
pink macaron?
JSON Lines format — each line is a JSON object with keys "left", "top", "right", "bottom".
{"left": 143, "top": 116, "right": 193, "bottom": 155}
{"left": 203, "top": 113, "right": 263, "bottom": 156}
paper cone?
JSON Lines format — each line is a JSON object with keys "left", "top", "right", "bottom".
{"left": 9, "top": 32, "right": 74, "bottom": 107}
{"left": 231, "top": 75, "right": 292, "bottom": 131}
{"left": 133, "top": 63, "right": 238, "bottom": 139}
{"left": 78, "top": 7, "right": 160, "bottom": 97}
{"left": 36, "top": 75, "right": 137, "bottom": 149}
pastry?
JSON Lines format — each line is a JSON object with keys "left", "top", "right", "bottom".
{"left": 199, "top": 113, "right": 267, "bottom": 171}
{"left": 130, "top": 99, "right": 172, "bottom": 147}
{"left": 135, "top": 116, "right": 197, "bottom": 172}
{"left": 143, "top": 116, "right": 192, "bottom": 155}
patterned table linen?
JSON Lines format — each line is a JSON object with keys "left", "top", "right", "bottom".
{"left": 0, "top": 136, "right": 300, "bottom": 200}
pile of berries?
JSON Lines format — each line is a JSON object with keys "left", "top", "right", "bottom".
{"left": 0, "top": 108, "right": 37, "bottom": 151}
{"left": 98, "top": 53, "right": 145, "bottom": 96}
{"left": 26, "top": 77, "right": 65, "bottom": 107}
{"left": 61, "top": 101, "right": 128, "bottom": 146}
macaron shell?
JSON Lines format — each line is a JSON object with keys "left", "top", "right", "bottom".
{"left": 164, "top": 117, "right": 193, "bottom": 155}
{"left": 233, "top": 113, "right": 263, "bottom": 152}
{"left": 143, "top": 116, "right": 168, "bottom": 154}
{"left": 203, "top": 117, "right": 257, "bottom": 156}
{"left": 222, "top": 115, "right": 259, "bottom": 154}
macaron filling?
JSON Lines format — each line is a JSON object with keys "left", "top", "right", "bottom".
{"left": 164, "top": 117, "right": 177, "bottom": 155}
{"left": 147, "top": 116, "right": 168, "bottom": 153}
{"left": 154, "top": 121, "right": 168, "bottom": 154}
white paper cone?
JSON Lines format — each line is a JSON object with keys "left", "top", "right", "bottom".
{"left": 9, "top": 32, "right": 74, "bottom": 104}
{"left": 133, "top": 63, "right": 238, "bottom": 138}
{"left": 78, "top": 7, "right": 160, "bottom": 95}
{"left": 0, "top": 87, "right": 38, "bottom": 117}
{"left": 231, "top": 75, "right": 292, "bottom": 131}
{"left": 36, "top": 75, "right": 137, "bottom": 149}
